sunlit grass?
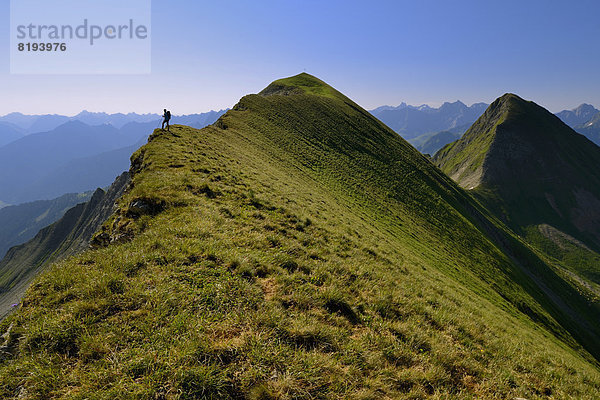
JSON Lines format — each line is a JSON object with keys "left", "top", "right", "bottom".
{"left": 1, "top": 76, "right": 599, "bottom": 398}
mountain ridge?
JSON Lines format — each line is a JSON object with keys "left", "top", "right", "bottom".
{"left": 434, "top": 93, "right": 600, "bottom": 296}
{"left": 1, "top": 75, "right": 599, "bottom": 398}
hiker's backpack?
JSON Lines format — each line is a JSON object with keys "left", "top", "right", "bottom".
{"left": 166, "top": 111, "right": 171, "bottom": 119}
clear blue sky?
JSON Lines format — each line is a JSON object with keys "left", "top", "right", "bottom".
{"left": 1, "top": 0, "right": 599, "bottom": 115}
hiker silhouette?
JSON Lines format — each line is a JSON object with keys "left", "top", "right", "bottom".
{"left": 162, "top": 109, "right": 171, "bottom": 131}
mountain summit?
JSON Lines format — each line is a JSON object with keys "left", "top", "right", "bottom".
{"left": 259, "top": 73, "right": 347, "bottom": 100}
{"left": 434, "top": 93, "right": 600, "bottom": 250}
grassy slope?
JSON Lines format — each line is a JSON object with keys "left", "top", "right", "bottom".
{"left": 0, "top": 74, "right": 599, "bottom": 399}
{"left": 524, "top": 225, "right": 600, "bottom": 295}
{"left": 433, "top": 96, "right": 512, "bottom": 185}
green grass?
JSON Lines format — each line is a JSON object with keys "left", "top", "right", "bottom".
{"left": 259, "top": 73, "right": 345, "bottom": 100}
{"left": 524, "top": 225, "right": 600, "bottom": 288}
{"left": 1, "top": 75, "right": 599, "bottom": 399}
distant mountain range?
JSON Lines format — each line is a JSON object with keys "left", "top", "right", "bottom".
{"left": 0, "top": 120, "right": 148, "bottom": 204}
{"left": 555, "top": 104, "right": 599, "bottom": 128}
{"left": 370, "top": 101, "right": 488, "bottom": 139}
{"left": 0, "top": 110, "right": 227, "bottom": 145}
{"left": 0, "top": 110, "right": 226, "bottom": 204}
{"left": 371, "top": 101, "right": 600, "bottom": 155}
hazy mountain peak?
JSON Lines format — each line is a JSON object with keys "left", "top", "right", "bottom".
{"left": 439, "top": 100, "right": 468, "bottom": 113}
{"left": 76, "top": 110, "right": 105, "bottom": 116}
{"left": 556, "top": 103, "right": 600, "bottom": 128}
{"left": 574, "top": 103, "right": 598, "bottom": 115}
{"left": 442, "top": 100, "right": 467, "bottom": 107}
{"left": 55, "top": 119, "right": 90, "bottom": 130}
{"left": 370, "top": 103, "right": 408, "bottom": 113}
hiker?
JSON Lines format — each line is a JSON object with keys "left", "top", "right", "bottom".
{"left": 162, "top": 109, "right": 171, "bottom": 131}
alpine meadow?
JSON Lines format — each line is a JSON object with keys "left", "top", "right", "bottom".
{"left": 1, "top": 74, "right": 600, "bottom": 399}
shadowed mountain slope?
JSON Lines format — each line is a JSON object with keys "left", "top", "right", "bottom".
{"left": 0, "top": 192, "right": 93, "bottom": 260}
{"left": 0, "top": 173, "right": 129, "bottom": 319}
{"left": 434, "top": 94, "right": 600, "bottom": 250}
{"left": 435, "top": 94, "right": 600, "bottom": 306}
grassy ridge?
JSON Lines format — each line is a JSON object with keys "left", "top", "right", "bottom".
{"left": 0, "top": 74, "right": 599, "bottom": 398}
{"left": 434, "top": 93, "right": 600, "bottom": 315}
{"left": 435, "top": 94, "right": 600, "bottom": 247}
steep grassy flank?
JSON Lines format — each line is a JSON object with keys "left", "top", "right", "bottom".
{"left": 0, "top": 75, "right": 599, "bottom": 399}
{"left": 434, "top": 93, "right": 600, "bottom": 310}
{"left": 524, "top": 225, "right": 600, "bottom": 292}
{"left": 433, "top": 96, "right": 517, "bottom": 188}
{"left": 435, "top": 94, "right": 600, "bottom": 246}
